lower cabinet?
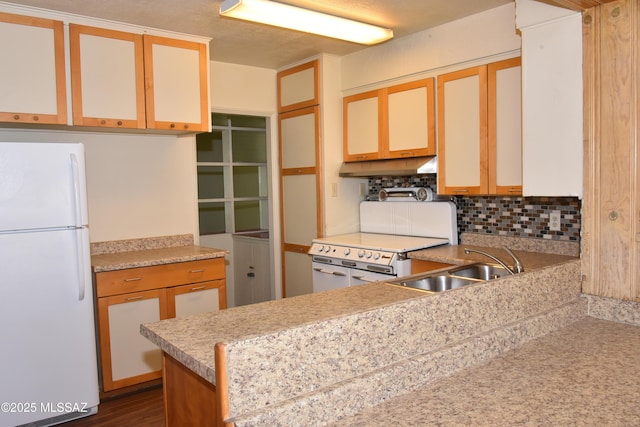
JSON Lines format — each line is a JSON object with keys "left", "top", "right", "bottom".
{"left": 95, "top": 257, "right": 226, "bottom": 392}
{"left": 233, "top": 236, "right": 271, "bottom": 306}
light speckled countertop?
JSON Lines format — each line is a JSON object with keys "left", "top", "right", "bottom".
{"left": 140, "top": 234, "right": 640, "bottom": 426}
{"left": 142, "top": 242, "right": 586, "bottom": 425}
{"left": 90, "top": 233, "right": 228, "bottom": 272}
{"left": 329, "top": 317, "right": 640, "bottom": 426}
{"left": 91, "top": 245, "right": 227, "bottom": 272}
{"left": 141, "top": 246, "right": 575, "bottom": 379}
{"left": 409, "top": 244, "right": 577, "bottom": 270}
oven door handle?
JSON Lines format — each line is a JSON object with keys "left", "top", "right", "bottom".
{"left": 313, "top": 267, "right": 346, "bottom": 277}
{"left": 351, "top": 275, "right": 379, "bottom": 283}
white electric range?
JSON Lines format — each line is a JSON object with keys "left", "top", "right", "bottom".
{"left": 309, "top": 200, "right": 458, "bottom": 292}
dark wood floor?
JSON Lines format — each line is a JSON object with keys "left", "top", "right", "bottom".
{"left": 65, "top": 387, "right": 165, "bottom": 427}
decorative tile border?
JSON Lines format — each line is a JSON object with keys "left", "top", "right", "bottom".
{"left": 368, "top": 176, "right": 581, "bottom": 242}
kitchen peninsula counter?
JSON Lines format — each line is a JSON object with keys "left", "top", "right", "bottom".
{"left": 142, "top": 242, "right": 586, "bottom": 426}
{"left": 329, "top": 316, "right": 640, "bottom": 426}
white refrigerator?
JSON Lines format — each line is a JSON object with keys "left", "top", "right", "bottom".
{"left": 0, "top": 143, "right": 99, "bottom": 426}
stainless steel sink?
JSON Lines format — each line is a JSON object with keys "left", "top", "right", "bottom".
{"left": 385, "top": 262, "right": 514, "bottom": 293}
{"left": 448, "top": 263, "right": 510, "bottom": 280}
{"left": 388, "top": 274, "right": 481, "bottom": 292}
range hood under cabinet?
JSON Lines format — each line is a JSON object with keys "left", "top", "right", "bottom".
{"left": 338, "top": 156, "right": 437, "bottom": 177}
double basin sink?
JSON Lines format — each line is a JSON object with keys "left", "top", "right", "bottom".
{"left": 386, "top": 263, "right": 512, "bottom": 293}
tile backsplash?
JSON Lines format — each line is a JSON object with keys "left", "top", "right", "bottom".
{"left": 368, "top": 176, "right": 581, "bottom": 243}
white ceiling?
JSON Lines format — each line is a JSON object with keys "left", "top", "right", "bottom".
{"left": 6, "top": 0, "right": 514, "bottom": 69}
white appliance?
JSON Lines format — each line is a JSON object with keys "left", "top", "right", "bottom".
{"left": 309, "top": 200, "right": 457, "bottom": 292}
{"left": 0, "top": 143, "right": 99, "bottom": 426}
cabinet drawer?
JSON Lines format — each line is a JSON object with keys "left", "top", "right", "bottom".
{"left": 96, "top": 258, "right": 225, "bottom": 297}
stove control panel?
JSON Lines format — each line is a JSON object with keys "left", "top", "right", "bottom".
{"left": 308, "top": 243, "right": 397, "bottom": 266}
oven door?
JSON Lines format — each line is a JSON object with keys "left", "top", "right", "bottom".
{"left": 349, "top": 270, "right": 395, "bottom": 286}
{"left": 312, "top": 263, "right": 349, "bottom": 292}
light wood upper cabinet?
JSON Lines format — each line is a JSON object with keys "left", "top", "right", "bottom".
{"left": 277, "top": 60, "right": 319, "bottom": 113}
{"left": 144, "top": 35, "right": 209, "bottom": 132}
{"left": 0, "top": 12, "right": 67, "bottom": 125}
{"left": 69, "top": 24, "right": 146, "bottom": 129}
{"left": 343, "top": 78, "right": 435, "bottom": 162}
{"left": 438, "top": 66, "right": 487, "bottom": 195}
{"left": 488, "top": 57, "right": 522, "bottom": 195}
{"left": 438, "top": 58, "right": 522, "bottom": 196}
{"left": 387, "top": 79, "right": 436, "bottom": 158}
{"left": 343, "top": 90, "right": 382, "bottom": 161}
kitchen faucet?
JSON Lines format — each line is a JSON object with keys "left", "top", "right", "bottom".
{"left": 463, "top": 246, "right": 524, "bottom": 275}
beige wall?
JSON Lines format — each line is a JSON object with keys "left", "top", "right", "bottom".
{"left": 0, "top": 129, "right": 196, "bottom": 243}
{"left": 341, "top": 3, "right": 521, "bottom": 92}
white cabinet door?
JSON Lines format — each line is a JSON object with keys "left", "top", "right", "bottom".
{"left": 489, "top": 57, "right": 522, "bottom": 195}
{"left": 99, "top": 289, "right": 167, "bottom": 391}
{"left": 0, "top": 12, "right": 67, "bottom": 125}
{"left": 519, "top": 12, "right": 583, "bottom": 197}
{"left": 278, "top": 60, "right": 318, "bottom": 113}
{"left": 144, "top": 35, "right": 209, "bottom": 132}
{"left": 343, "top": 90, "right": 381, "bottom": 161}
{"left": 284, "top": 251, "right": 313, "bottom": 297}
{"left": 437, "top": 66, "right": 487, "bottom": 195}
{"left": 387, "top": 78, "right": 436, "bottom": 158}
{"left": 169, "top": 281, "right": 224, "bottom": 317}
{"left": 280, "top": 108, "right": 318, "bottom": 169}
{"left": 234, "top": 237, "right": 271, "bottom": 306}
{"left": 69, "top": 25, "right": 145, "bottom": 129}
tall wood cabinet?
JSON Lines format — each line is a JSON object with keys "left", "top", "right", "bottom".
{"left": 278, "top": 60, "right": 322, "bottom": 297}
{"left": 95, "top": 258, "right": 226, "bottom": 391}
{"left": 437, "top": 58, "right": 522, "bottom": 196}
{"left": 0, "top": 12, "right": 67, "bottom": 125}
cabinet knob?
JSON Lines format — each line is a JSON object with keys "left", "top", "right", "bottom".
{"left": 32, "top": 115, "right": 39, "bottom": 121}
{"left": 117, "top": 120, "right": 123, "bottom": 126}
{"left": 100, "top": 119, "right": 106, "bottom": 125}
{"left": 13, "top": 114, "right": 19, "bottom": 120}
{"left": 170, "top": 123, "right": 176, "bottom": 128}
{"left": 609, "top": 211, "right": 619, "bottom": 221}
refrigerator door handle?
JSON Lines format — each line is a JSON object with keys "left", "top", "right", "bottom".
{"left": 70, "top": 153, "right": 89, "bottom": 301}
{"left": 70, "top": 153, "right": 83, "bottom": 227}
{"left": 75, "top": 228, "right": 87, "bottom": 301}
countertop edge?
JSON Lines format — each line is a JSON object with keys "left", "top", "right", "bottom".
{"left": 92, "top": 246, "right": 228, "bottom": 272}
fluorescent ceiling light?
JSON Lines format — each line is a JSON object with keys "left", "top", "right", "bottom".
{"left": 219, "top": 0, "right": 394, "bottom": 45}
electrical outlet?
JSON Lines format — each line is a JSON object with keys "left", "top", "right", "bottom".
{"left": 549, "top": 211, "right": 561, "bottom": 231}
